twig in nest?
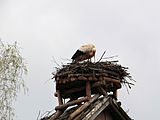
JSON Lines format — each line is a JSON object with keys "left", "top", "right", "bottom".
{"left": 44, "top": 78, "right": 52, "bottom": 84}
{"left": 124, "top": 83, "right": 130, "bottom": 94}
{"left": 98, "top": 50, "right": 106, "bottom": 62}
{"left": 36, "top": 110, "right": 41, "bottom": 120}
{"left": 123, "top": 81, "right": 134, "bottom": 86}
{"left": 128, "top": 76, "right": 136, "bottom": 82}
{"left": 103, "top": 55, "right": 118, "bottom": 59}
{"left": 52, "top": 56, "right": 61, "bottom": 68}
{"left": 60, "top": 57, "right": 72, "bottom": 62}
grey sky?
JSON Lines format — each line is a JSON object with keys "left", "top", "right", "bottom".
{"left": 0, "top": 0, "right": 160, "bottom": 119}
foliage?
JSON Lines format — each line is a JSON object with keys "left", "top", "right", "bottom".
{"left": 0, "top": 41, "right": 27, "bottom": 120}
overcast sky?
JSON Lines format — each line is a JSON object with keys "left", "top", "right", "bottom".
{"left": 0, "top": 0, "right": 160, "bottom": 119}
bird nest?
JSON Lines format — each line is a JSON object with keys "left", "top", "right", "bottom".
{"left": 53, "top": 61, "right": 134, "bottom": 99}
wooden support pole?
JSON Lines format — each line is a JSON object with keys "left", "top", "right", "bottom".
{"left": 57, "top": 90, "right": 63, "bottom": 105}
{"left": 55, "top": 97, "right": 88, "bottom": 110}
{"left": 86, "top": 81, "right": 91, "bottom": 99}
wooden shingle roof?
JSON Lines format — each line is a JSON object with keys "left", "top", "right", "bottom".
{"left": 41, "top": 95, "right": 132, "bottom": 120}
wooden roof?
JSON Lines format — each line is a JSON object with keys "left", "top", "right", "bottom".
{"left": 41, "top": 95, "right": 132, "bottom": 120}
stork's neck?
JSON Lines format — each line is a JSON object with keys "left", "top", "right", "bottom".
{"left": 89, "top": 51, "right": 95, "bottom": 56}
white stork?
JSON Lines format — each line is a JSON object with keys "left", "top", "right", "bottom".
{"left": 71, "top": 44, "right": 96, "bottom": 62}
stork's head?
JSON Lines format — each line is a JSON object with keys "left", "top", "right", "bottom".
{"left": 91, "top": 44, "right": 96, "bottom": 53}
{"left": 92, "top": 46, "right": 96, "bottom": 52}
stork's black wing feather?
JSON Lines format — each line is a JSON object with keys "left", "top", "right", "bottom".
{"left": 71, "top": 50, "right": 85, "bottom": 60}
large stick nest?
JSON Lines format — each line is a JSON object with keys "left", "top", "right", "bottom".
{"left": 53, "top": 61, "right": 134, "bottom": 90}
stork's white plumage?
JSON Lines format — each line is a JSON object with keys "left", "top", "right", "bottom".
{"left": 71, "top": 44, "right": 96, "bottom": 62}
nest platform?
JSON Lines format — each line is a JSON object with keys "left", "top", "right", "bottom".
{"left": 54, "top": 61, "right": 131, "bottom": 99}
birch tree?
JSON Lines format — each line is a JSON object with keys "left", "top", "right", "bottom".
{"left": 0, "top": 41, "right": 27, "bottom": 120}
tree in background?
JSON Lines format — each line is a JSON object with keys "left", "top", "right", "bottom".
{"left": 0, "top": 40, "right": 27, "bottom": 120}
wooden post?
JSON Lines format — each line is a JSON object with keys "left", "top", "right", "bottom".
{"left": 86, "top": 81, "right": 91, "bottom": 99}
{"left": 57, "top": 90, "right": 63, "bottom": 105}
